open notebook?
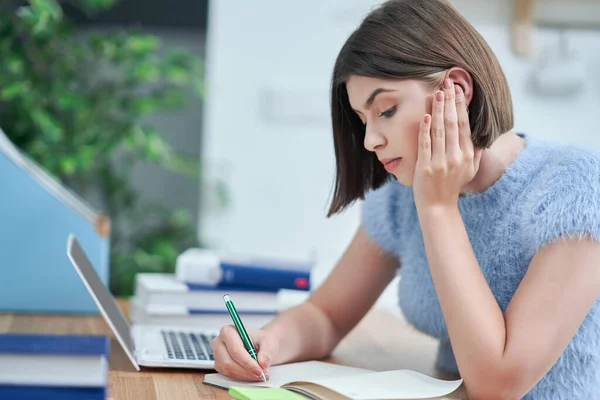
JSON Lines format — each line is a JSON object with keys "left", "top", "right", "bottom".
{"left": 203, "top": 360, "right": 463, "bottom": 400}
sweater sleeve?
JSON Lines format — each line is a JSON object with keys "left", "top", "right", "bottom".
{"left": 360, "top": 180, "right": 406, "bottom": 255}
{"left": 524, "top": 150, "right": 600, "bottom": 250}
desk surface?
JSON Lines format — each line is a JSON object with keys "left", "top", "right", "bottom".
{"left": 0, "top": 300, "right": 467, "bottom": 400}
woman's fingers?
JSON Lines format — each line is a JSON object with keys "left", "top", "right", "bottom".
{"left": 212, "top": 338, "right": 258, "bottom": 381}
{"left": 255, "top": 331, "right": 278, "bottom": 371}
{"left": 431, "top": 90, "right": 446, "bottom": 165}
{"left": 212, "top": 325, "right": 266, "bottom": 381}
{"left": 418, "top": 114, "right": 432, "bottom": 165}
{"left": 443, "top": 79, "right": 459, "bottom": 159}
{"left": 454, "top": 84, "right": 473, "bottom": 155}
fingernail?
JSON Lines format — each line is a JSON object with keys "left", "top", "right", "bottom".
{"left": 455, "top": 85, "right": 462, "bottom": 94}
{"left": 261, "top": 356, "right": 271, "bottom": 368}
{"left": 444, "top": 78, "right": 452, "bottom": 89}
{"left": 436, "top": 91, "right": 443, "bottom": 102}
{"left": 424, "top": 114, "right": 431, "bottom": 124}
{"left": 254, "top": 369, "right": 263, "bottom": 377}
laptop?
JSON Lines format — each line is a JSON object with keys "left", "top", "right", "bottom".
{"left": 66, "top": 234, "right": 218, "bottom": 371}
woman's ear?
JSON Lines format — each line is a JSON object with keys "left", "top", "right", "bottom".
{"left": 445, "top": 67, "right": 474, "bottom": 106}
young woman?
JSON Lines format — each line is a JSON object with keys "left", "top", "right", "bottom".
{"left": 211, "top": 1, "right": 600, "bottom": 398}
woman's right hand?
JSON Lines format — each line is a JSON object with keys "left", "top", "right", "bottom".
{"left": 211, "top": 325, "right": 280, "bottom": 381}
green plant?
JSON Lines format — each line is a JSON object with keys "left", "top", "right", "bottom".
{"left": 0, "top": 0, "right": 222, "bottom": 296}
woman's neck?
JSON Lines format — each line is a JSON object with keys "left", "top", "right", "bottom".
{"left": 461, "top": 131, "right": 526, "bottom": 195}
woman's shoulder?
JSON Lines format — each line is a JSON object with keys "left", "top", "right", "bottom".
{"left": 524, "top": 137, "right": 600, "bottom": 199}
{"left": 519, "top": 137, "right": 600, "bottom": 248}
{"left": 538, "top": 136, "right": 600, "bottom": 168}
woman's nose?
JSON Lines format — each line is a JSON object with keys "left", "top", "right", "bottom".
{"left": 364, "top": 124, "right": 387, "bottom": 152}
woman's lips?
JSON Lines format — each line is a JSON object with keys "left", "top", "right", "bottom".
{"left": 381, "top": 157, "right": 402, "bottom": 172}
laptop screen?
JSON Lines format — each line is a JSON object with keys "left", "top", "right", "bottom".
{"left": 66, "top": 234, "right": 139, "bottom": 370}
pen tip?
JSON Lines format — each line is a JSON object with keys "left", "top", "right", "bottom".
{"left": 223, "top": 294, "right": 230, "bottom": 302}
{"left": 261, "top": 371, "right": 267, "bottom": 382}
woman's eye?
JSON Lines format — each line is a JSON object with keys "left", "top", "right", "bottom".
{"left": 379, "top": 106, "right": 397, "bottom": 118}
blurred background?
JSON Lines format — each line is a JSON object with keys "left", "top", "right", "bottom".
{"left": 1, "top": 0, "right": 599, "bottom": 309}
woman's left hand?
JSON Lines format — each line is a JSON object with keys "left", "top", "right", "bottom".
{"left": 412, "top": 79, "right": 483, "bottom": 211}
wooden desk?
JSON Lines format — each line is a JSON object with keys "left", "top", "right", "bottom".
{"left": 0, "top": 300, "right": 467, "bottom": 399}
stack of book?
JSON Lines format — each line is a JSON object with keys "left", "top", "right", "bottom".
{"left": 0, "top": 333, "right": 109, "bottom": 400}
{"left": 130, "top": 249, "right": 313, "bottom": 330}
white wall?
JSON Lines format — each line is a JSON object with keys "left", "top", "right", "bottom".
{"left": 199, "top": 1, "right": 376, "bottom": 282}
{"left": 198, "top": 0, "right": 600, "bottom": 307}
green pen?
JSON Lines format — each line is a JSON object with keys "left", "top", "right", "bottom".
{"left": 223, "top": 294, "right": 267, "bottom": 382}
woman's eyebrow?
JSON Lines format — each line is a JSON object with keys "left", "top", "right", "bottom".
{"left": 352, "top": 88, "right": 397, "bottom": 114}
{"left": 364, "top": 88, "right": 396, "bottom": 109}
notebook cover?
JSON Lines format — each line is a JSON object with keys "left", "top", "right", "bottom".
{"left": 228, "top": 386, "right": 307, "bottom": 400}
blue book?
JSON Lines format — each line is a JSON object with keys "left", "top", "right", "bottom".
{"left": 0, "top": 333, "right": 110, "bottom": 356}
{"left": 176, "top": 249, "right": 313, "bottom": 292}
{"left": 0, "top": 128, "right": 110, "bottom": 314}
{"left": 218, "top": 260, "right": 311, "bottom": 291}
{"left": 0, "top": 333, "right": 109, "bottom": 389}
{"left": 0, "top": 385, "right": 105, "bottom": 400}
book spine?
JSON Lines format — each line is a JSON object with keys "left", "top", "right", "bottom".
{"left": 184, "top": 282, "right": 280, "bottom": 293}
{"left": 0, "top": 334, "right": 110, "bottom": 356}
{"left": 219, "top": 262, "right": 311, "bottom": 291}
{"left": 187, "top": 308, "right": 277, "bottom": 315}
{"left": 0, "top": 385, "right": 106, "bottom": 400}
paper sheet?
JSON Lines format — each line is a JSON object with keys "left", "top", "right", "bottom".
{"left": 203, "top": 360, "right": 371, "bottom": 389}
{"left": 302, "top": 369, "right": 463, "bottom": 400}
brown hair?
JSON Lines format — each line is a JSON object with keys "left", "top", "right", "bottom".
{"left": 327, "top": 0, "right": 514, "bottom": 217}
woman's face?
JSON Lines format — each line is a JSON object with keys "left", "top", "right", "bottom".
{"left": 346, "top": 75, "right": 436, "bottom": 186}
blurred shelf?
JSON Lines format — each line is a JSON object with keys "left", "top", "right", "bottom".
{"left": 512, "top": 0, "right": 600, "bottom": 58}
{"left": 63, "top": 0, "right": 209, "bottom": 31}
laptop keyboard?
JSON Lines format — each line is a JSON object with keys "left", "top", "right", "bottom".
{"left": 161, "top": 330, "right": 216, "bottom": 361}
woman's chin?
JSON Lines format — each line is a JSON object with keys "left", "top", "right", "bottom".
{"left": 393, "top": 172, "right": 413, "bottom": 187}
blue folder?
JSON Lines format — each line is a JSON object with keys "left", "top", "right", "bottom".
{"left": 0, "top": 127, "right": 110, "bottom": 314}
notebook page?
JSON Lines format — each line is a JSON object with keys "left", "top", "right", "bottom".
{"left": 203, "top": 360, "right": 372, "bottom": 390}
{"left": 291, "top": 369, "right": 463, "bottom": 400}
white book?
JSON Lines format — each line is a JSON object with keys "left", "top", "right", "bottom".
{"left": 129, "top": 297, "right": 276, "bottom": 330}
{"left": 134, "top": 273, "right": 280, "bottom": 312}
{"left": 204, "top": 360, "right": 463, "bottom": 400}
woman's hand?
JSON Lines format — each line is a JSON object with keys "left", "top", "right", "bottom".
{"left": 212, "top": 325, "right": 279, "bottom": 381}
{"left": 412, "top": 79, "right": 482, "bottom": 211}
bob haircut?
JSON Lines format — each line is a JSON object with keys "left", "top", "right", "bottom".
{"left": 327, "top": 0, "right": 514, "bottom": 217}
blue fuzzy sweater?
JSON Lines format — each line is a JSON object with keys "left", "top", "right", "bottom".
{"left": 361, "top": 133, "right": 600, "bottom": 399}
